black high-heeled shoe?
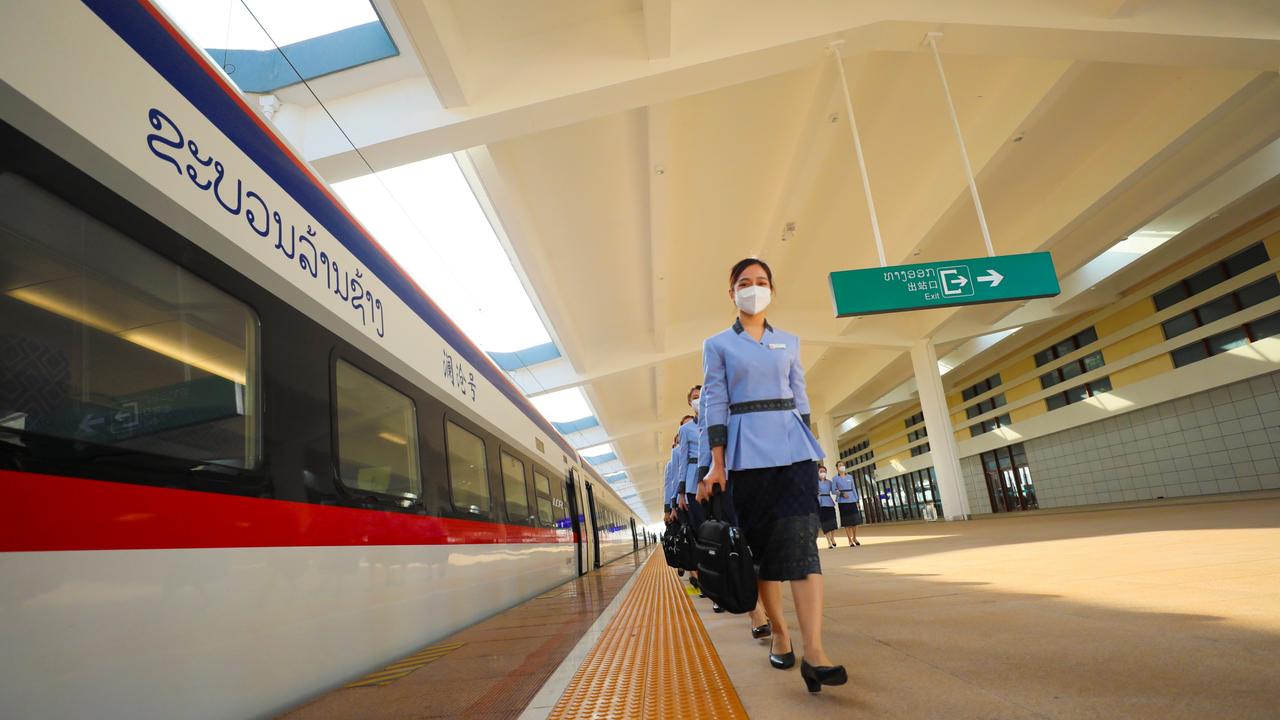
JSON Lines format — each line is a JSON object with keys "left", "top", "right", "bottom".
{"left": 751, "top": 621, "right": 772, "bottom": 640}
{"left": 800, "top": 659, "right": 847, "bottom": 693}
{"left": 769, "top": 638, "right": 795, "bottom": 670}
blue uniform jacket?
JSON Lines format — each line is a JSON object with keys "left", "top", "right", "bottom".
{"left": 834, "top": 473, "right": 858, "bottom": 504}
{"left": 696, "top": 394, "right": 710, "bottom": 476}
{"left": 817, "top": 478, "right": 836, "bottom": 507}
{"left": 666, "top": 444, "right": 681, "bottom": 506}
{"left": 677, "top": 416, "right": 700, "bottom": 495}
{"left": 663, "top": 455, "right": 675, "bottom": 508}
{"left": 702, "top": 319, "right": 823, "bottom": 470}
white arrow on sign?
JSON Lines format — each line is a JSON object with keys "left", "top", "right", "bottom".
{"left": 78, "top": 415, "right": 104, "bottom": 435}
{"left": 977, "top": 269, "right": 1004, "bottom": 288}
{"left": 953, "top": 275, "right": 968, "bottom": 288}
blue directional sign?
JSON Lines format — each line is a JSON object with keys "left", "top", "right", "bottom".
{"left": 829, "top": 252, "right": 1060, "bottom": 317}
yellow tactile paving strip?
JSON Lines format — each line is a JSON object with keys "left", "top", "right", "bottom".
{"left": 548, "top": 553, "right": 748, "bottom": 719}
{"left": 343, "top": 642, "right": 464, "bottom": 688}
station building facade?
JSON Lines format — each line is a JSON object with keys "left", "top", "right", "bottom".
{"left": 839, "top": 215, "right": 1280, "bottom": 521}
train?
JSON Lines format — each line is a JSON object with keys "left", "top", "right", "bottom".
{"left": 0, "top": 1, "right": 645, "bottom": 718}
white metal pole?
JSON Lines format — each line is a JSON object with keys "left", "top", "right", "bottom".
{"left": 925, "top": 32, "right": 995, "bottom": 258}
{"left": 829, "top": 41, "right": 887, "bottom": 268}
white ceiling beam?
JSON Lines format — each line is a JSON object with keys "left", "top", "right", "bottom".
{"left": 1081, "top": 0, "right": 1150, "bottom": 19}
{"left": 390, "top": 0, "right": 469, "bottom": 107}
{"left": 642, "top": 103, "right": 673, "bottom": 455}
{"left": 642, "top": 0, "right": 672, "bottom": 60}
{"left": 304, "top": 8, "right": 1280, "bottom": 180}
{"left": 521, "top": 327, "right": 915, "bottom": 398}
{"left": 646, "top": 104, "right": 672, "bottom": 355}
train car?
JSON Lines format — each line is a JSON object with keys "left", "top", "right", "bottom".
{"left": 0, "top": 2, "right": 643, "bottom": 718}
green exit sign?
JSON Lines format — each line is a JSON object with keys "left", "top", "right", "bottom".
{"left": 829, "top": 252, "right": 1060, "bottom": 317}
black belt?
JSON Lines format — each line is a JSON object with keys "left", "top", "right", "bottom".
{"left": 729, "top": 398, "right": 796, "bottom": 414}
{"left": 686, "top": 457, "right": 698, "bottom": 464}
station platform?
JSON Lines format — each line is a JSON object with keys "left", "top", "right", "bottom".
{"left": 282, "top": 495, "right": 1280, "bottom": 719}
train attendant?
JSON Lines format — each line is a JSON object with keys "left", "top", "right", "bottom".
{"left": 665, "top": 431, "right": 681, "bottom": 523}
{"left": 698, "top": 380, "right": 773, "bottom": 635}
{"left": 698, "top": 257, "right": 846, "bottom": 693}
{"left": 679, "top": 387, "right": 705, "bottom": 532}
{"left": 663, "top": 456, "right": 674, "bottom": 520}
{"left": 834, "top": 462, "right": 862, "bottom": 547}
{"left": 817, "top": 465, "right": 838, "bottom": 548}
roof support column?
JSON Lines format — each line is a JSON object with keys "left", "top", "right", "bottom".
{"left": 910, "top": 339, "right": 971, "bottom": 521}
{"left": 809, "top": 403, "right": 839, "bottom": 471}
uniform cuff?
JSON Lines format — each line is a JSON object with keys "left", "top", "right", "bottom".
{"left": 708, "top": 423, "right": 728, "bottom": 448}
{"left": 802, "top": 413, "right": 811, "bottom": 427}
{"left": 697, "top": 465, "right": 709, "bottom": 480}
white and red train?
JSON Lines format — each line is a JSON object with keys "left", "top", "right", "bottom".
{"left": 0, "top": 2, "right": 643, "bottom": 718}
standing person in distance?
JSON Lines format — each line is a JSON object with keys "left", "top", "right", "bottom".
{"left": 834, "top": 462, "right": 862, "bottom": 547}
{"left": 817, "top": 465, "right": 838, "bottom": 549}
{"left": 698, "top": 258, "right": 846, "bottom": 693}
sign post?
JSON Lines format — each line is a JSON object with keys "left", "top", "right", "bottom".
{"left": 828, "top": 252, "right": 1060, "bottom": 317}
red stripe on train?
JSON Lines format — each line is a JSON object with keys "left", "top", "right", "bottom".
{"left": 0, "top": 470, "right": 569, "bottom": 552}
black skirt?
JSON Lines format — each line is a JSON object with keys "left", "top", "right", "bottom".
{"left": 838, "top": 502, "right": 862, "bottom": 527}
{"left": 818, "top": 505, "right": 838, "bottom": 533}
{"left": 727, "top": 460, "right": 822, "bottom": 582}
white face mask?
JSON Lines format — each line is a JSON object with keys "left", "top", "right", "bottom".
{"left": 819, "top": 473, "right": 827, "bottom": 480}
{"left": 735, "top": 285, "right": 772, "bottom": 315}
{"left": 690, "top": 398, "right": 699, "bottom": 411}
{"left": 837, "top": 467, "right": 845, "bottom": 474}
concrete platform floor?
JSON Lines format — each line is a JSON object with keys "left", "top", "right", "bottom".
{"left": 693, "top": 497, "right": 1280, "bottom": 719}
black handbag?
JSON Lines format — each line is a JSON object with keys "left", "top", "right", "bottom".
{"left": 661, "top": 520, "right": 680, "bottom": 569}
{"left": 694, "top": 487, "right": 758, "bottom": 614}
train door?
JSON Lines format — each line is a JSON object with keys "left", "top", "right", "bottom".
{"left": 566, "top": 470, "right": 585, "bottom": 576}
{"left": 585, "top": 481, "right": 601, "bottom": 569}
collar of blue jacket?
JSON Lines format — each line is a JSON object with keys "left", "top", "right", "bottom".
{"left": 732, "top": 317, "right": 773, "bottom": 334}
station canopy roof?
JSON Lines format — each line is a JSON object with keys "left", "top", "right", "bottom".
{"left": 160, "top": 0, "right": 1280, "bottom": 521}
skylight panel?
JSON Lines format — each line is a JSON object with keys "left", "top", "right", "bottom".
{"left": 528, "top": 388, "right": 594, "bottom": 424}
{"left": 333, "top": 156, "right": 552, "bottom": 353}
{"left": 580, "top": 443, "right": 615, "bottom": 459}
{"left": 154, "top": 0, "right": 398, "bottom": 93}
{"left": 156, "top": 0, "right": 376, "bottom": 51}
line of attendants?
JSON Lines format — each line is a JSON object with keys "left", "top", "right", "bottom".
{"left": 659, "top": 257, "right": 849, "bottom": 695}
{"left": 817, "top": 462, "right": 864, "bottom": 550}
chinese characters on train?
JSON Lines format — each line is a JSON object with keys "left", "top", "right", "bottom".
{"left": 442, "top": 350, "right": 477, "bottom": 402}
{"left": 884, "top": 267, "right": 941, "bottom": 301}
{"left": 144, "top": 108, "right": 386, "bottom": 338}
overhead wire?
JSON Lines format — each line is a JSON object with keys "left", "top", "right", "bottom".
{"left": 235, "top": 1, "right": 651, "bottom": 518}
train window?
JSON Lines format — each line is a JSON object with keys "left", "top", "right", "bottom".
{"left": 500, "top": 451, "right": 531, "bottom": 524}
{"left": 334, "top": 360, "right": 421, "bottom": 500}
{"left": 0, "top": 173, "right": 260, "bottom": 468}
{"left": 534, "top": 470, "right": 553, "bottom": 526}
{"left": 446, "top": 420, "right": 489, "bottom": 515}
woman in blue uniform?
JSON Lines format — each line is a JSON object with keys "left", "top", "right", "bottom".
{"left": 678, "top": 389, "right": 705, "bottom": 532}
{"left": 817, "top": 465, "right": 838, "bottom": 548}
{"left": 698, "top": 258, "right": 847, "bottom": 693}
{"left": 664, "top": 434, "right": 678, "bottom": 523}
{"left": 834, "top": 462, "right": 862, "bottom": 547}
